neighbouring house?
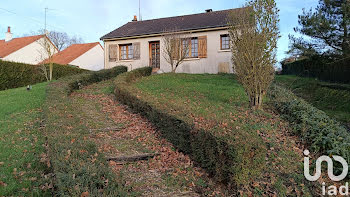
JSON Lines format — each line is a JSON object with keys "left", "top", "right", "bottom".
{"left": 44, "top": 42, "right": 104, "bottom": 71}
{"left": 100, "top": 8, "right": 243, "bottom": 74}
{"left": 0, "top": 26, "right": 58, "bottom": 65}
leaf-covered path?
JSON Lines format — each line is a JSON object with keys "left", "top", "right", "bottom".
{"left": 70, "top": 80, "right": 226, "bottom": 196}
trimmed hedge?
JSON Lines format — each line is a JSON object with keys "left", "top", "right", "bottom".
{"left": 114, "top": 68, "right": 266, "bottom": 189}
{"left": 268, "top": 84, "right": 350, "bottom": 172}
{"left": 281, "top": 56, "right": 350, "bottom": 83}
{"left": 0, "top": 60, "right": 87, "bottom": 90}
{"left": 44, "top": 66, "right": 128, "bottom": 196}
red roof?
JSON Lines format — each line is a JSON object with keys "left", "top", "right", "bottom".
{"left": 46, "top": 42, "right": 102, "bottom": 65}
{"left": 0, "top": 35, "right": 45, "bottom": 58}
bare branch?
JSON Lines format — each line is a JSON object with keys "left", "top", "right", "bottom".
{"left": 162, "top": 29, "right": 191, "bottom": 72}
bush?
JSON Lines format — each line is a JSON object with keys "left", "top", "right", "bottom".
{"left": 125, "top": 67, "right": 152, "bottom": 83}
{"left": 114, "top": 68, "right": 266, "bottom": 188}
{"left": 281, "top": 56, "right": 350, "bottom": 83}
{"left": 44, "top": 66, "right": 128, "bottom": 196}
{"left": 268, "top": 84, "right": 350, "bottom": 172}
{"left": 0, "top": 60, "right": 87, "bottom": 90}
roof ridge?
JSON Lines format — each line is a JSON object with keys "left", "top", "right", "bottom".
{"left": 0, "top": 34, "right": 44, "bottom": 42}
{"left": 131, "top": 8, "right": 236, "bottom": 23}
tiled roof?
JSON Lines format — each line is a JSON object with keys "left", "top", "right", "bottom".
{"left": 101, "top": 7, "right": 247, "bottom": 40}
{"left": 45, "top": 42, "right": 102, "bottom": 65}
{"left": 0, "top": 35, "right": 44, "bottom": 58}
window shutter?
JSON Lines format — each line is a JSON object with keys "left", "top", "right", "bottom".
{"left": 109, "top": 44, "right": 118, "bottom": 61}
{"left": 198, "top": 36, "right": 207, "bottom": 58}
{"left": 133, "top": 42, "right": 140, "bottom": 60}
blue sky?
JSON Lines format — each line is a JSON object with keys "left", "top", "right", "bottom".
{"left": 0, "top": 0, "right": 319, "bottom": 64}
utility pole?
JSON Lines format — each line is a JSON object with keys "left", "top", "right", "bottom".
{"left": 45, "top": 7, "right": 48, "bottom": 35}
{"left": 139, "top": 0, "right": 142, "bottom": 21}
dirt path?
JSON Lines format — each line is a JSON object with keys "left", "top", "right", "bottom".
{"left": 70, "top": 80, "right": 226, "bottom": 196}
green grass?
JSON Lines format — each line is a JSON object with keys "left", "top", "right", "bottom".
{"left": 43, "top": 67, "right": 130, "bottom": 196}
{"left": 0, "top": 82, "right": 51, "bottom": 196}
{"left": 275, "top": 75, "right": 350, "bottom": 124}
{"left": 123, "top": 73, "right": 316, "bottom": 195}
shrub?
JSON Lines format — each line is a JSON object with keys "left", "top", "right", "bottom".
{"left": 125, "top": 67, "right": 152, "bottom": 83}
{"left": 114, "top": 68, "right": 266, "bottom": 188}
{"left": 0, "top": 60, "right": 87, "bottom": 90}
{"left": 281, "top": 56, "right": 350, "bottom": 84}
{"left": 44, "top": 66, "right": 128, "bottom": 196}
{"left": 268, "top": 84, "right": 350, "bottom": 172}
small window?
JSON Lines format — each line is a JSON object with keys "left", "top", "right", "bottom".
{"left": 119, "top": 44, "right": 133, "bottom": 60}
{"left": 182, "top": 39, "right": 190, "bottom": 57}
{"left": 191, "top": 38, "right": 198, "bottom": 58}
{"left": 221, "top": 34, "right": 230, "bottom": 50}
{"left": 181, "top": 37, "right": 198, "bottom": 58}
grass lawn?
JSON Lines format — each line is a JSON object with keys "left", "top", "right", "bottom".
{"left": 129, "top": 73, "right": 316, "bottom": 195}
{"left": 0, "top": 83, "right": 51, "bottom": 196}
{"left": 275, "top": 75, "right": 350, "bottom": 125}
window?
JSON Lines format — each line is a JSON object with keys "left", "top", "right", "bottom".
{"left": 191, "top": 38, "right": 198, "bottom": 58}
{"left": 182, "top": 39, "right": 190, "bottom": 57}
{"left": 221, "top": 34, "right": 230, "bottom": 50}
{"left": 182, "top": 37, "right": 199, "bottom": 58}
{"left": 119, "top": 44, "right": 133, "bottom": 60}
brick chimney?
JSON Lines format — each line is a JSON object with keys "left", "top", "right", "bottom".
{"left": 132, "top": 15, "right": 138, "bottom": 22}
{"left": 5, "top": 26, "right": 13, "bottom": 42}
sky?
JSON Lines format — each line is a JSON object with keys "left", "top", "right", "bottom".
{"left": 0, "top": 0, "right": 319, "bottom": 65}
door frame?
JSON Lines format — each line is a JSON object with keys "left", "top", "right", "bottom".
{"left": 149, "top": 41, "right": 160, "bottom": 68}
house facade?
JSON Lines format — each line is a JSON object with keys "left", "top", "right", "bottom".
{"left": 100, "top": 8, "right": 242, "bottom": 74}
{"left": 0, "top": 27, "right": 58, "bottom": 65}
{"left": 45, "top": 42, "right": 104, "bottom": 71}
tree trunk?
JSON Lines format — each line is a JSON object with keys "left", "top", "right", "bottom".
{"left": 249, "top": 94, "right": 263, "bottom": 109}
{"left": 49, "top": 63, "right": 53, "bottom": 81}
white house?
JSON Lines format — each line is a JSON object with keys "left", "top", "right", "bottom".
{"left": 46, "top": 42, "right": 104, "bottom": 71}
{"left": 100, "top": 8, "right": 244, "bottom": 74}
{"left": 0, "top": 27, "right": 58, "bottom": 65}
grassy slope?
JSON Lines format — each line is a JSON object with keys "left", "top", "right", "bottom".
{"left": 0, "top": 83, "right": 51, "bottom": 196}
{"left": 275, "top": 75, "right": 350, "bottom": 124}
{"left": 131, "top": 73, "right": 315, "bottom": 195}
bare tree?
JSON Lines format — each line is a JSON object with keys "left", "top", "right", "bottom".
{"left": 48, "top": 31, "right": 69, "bottom": 51}
{"left": 229, "top": 0, "right": 280, "bottom": 109}
{"left": 47, "top": 31, "right": 84, "bottom": 51}
{"left": 26, "top": 30, "right": 84, "bottom": 51}
{"left": 37, "top": 35, "right": 58, "bottom": 81}
{"left": 162, "top": 30, "right": 191, "bottom": 72}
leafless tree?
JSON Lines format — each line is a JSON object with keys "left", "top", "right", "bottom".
{"left": 162, "top": 30, "right": 191, "bottom": 72}
{"left": 229, "top": 0, "right": 280, "bottom": 109}
{"left": 47, "top": 31, "right": 84, "bottom": 51}
{"left": 37, "top": 35, "right": 58, "bottom": 81}
{"left": 26, "top": 30, "right": 84, "bottom": 51}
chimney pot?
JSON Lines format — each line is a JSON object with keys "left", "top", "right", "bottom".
{"left": 205, "top": 9, "right": 213, "bottom": 13}
{"left": 5, "top": 26, "right": 13, "bottom": 42}
{"left": 132, "top": 15, "right": 138, "bottom": 22}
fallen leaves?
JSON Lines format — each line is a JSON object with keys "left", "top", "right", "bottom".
{"left": 0, "top": 181, "right": 7, "bottom": 187}
{"left": 80, "top": 191, "right": 89, "bottom": 197}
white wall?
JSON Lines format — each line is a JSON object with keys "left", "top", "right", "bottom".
{"left": 69, "top": 45, "right": 104, "bottom": 71}
{"left": 104, "top": 29, "right": 233, "bottom": 74}
{"left": 3, "top": 37, "right": 57, "bottom": 65}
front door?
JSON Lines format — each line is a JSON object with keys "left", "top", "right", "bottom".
{"left": 149, "top": 41, "right": 160, "bottom": 68}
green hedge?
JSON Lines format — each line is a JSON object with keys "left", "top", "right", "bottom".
{"left": 114, "top": 68, "right": 266, "bottom": 188}
{"left": 281, "top": 56, "right": 350, "bottom": 83}
{"left": 0, "top": 60, "right": 87, "bottom": 90}
{"left": 44, "top": 66, "right": 128, "bottom": 196}
{"left": 268, "top": 84, "right": 350, "bottom": 172}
